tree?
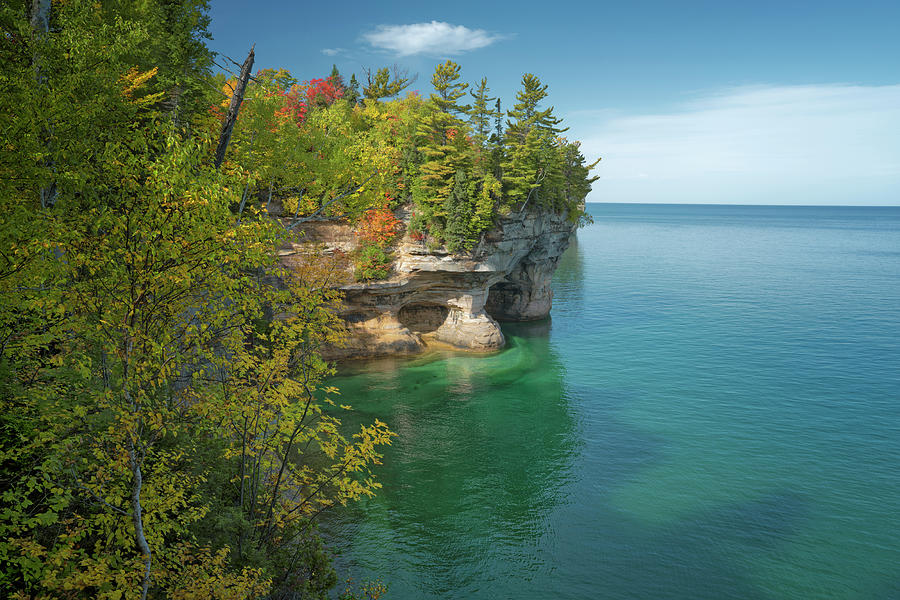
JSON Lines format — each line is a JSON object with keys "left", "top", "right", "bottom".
{"left": 362, "top": 66, "right": 413, "bottom": 103}
{"left": 214, "top": 45, "right": 255, "bottom": 169}
{"left": 502, "top": 73, "right": 568, "bottom": 208}
{"left": 468, "top": 77, "right": 497, "bottom": 150}
{"left": 329, "top": 64, "right": 345, "bottom": 91}
{"left": 414, "top": 61, "right": 473, "bottom": 225}
{"left": 467, "top": 78, "right": 502, "bottom": 216}
{"left": 444, "top": 169, "right": 474, "bottom": 252}
{"left": 116, "top": 0, "right": 216, "bottom": 127}
{"left": 504, "top": 73, "right": 566, "bottom": 144}
{"left": 345, "top": 74, "right": 361, "bottom": 106}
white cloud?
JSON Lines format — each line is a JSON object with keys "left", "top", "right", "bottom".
{"left": 578, "top": 84, "right": 900, "bottom": 204}
{"left": 362, "top": 21, "right": 504, "bottom": 57}
{"left": 321, "top": 48, "right": 345, "bottom": 56}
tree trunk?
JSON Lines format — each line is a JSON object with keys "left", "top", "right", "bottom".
{"left": 128, "top": 437, "right": 152, "bottom": 600}
{"left": 31, "top": 0, "right": 57, "bottom": 209}
{"left": 214, "top": 46, "right": 255, "bottom": 170}
{"left": 30, "top": 0, "right": 49, "bottom": 32}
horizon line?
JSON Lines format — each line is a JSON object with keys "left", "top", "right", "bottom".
{"left": 585, "top": 201, "right": 900, "bottom": 208}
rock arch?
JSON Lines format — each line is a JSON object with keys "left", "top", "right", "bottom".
{"left": 397, "top": 302, "right": 450, "bottom": 334}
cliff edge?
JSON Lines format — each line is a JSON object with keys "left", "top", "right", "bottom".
{"left": 280, "top": 206, "right": 578, "bottom": 360}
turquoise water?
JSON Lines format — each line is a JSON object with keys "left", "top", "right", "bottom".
{"left": 324, "top": 203, "right": 900, "bottom": 599}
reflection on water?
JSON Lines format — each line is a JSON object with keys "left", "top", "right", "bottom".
{"left": 554, "top": 233, "right": 584, "bottom": 289}
{"left": 322, "top": 322, "right": 579, "bottom": 598}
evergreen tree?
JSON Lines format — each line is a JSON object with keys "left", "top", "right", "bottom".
{"left": 444, "top": 169, "right": 474, "bottom": 252}
{"left": 346, "top": 73, "right": 361, "bottom": 105}
{"left": 329, "top": 63, "right": 345, "bottom": 89}
{"left": 468, "top": 77, "right": 497, "bottom": 149}
{"left": 415, "top": 61, "right": 473, "bottom": 221}
{"left": 468, "top": 78, "right": 502, "bottom": 187}
{"left": 430, "top": 60, "right": 469, "bottom": 115}
{"left": 362, "top": 66, "right": 412, "bottom": 102}
{"left": 491, "top": 97, "right": 505, "bottom": 179}
{"left": 504, "top": 73, "right": 566, "bottom": 144}
{"left": 328, "top": 63, "right": 350, "bottom": 105}
{"left": 557, "top": 140, "right": 601, "bottom": 212}
{"left": 502, "top": 73, "right": 567, "bottom": 208}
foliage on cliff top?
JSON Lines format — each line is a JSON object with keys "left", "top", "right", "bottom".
{"left": 219, "top": 60, "right": 599, "bottom": 253}
{"left": 353, "top": 205, "right": 402, "bottom": 281}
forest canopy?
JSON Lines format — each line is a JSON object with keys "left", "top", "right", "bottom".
{"left": 219, "top": 57, "right": 599, "bottom": 254}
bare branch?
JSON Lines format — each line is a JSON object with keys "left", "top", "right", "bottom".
{"left": 69, "top": 471, "right": 128, "bottom": 516}
{"left": 285, "top": 170, "right": 378, "bottom": 230}
{"left": 214, "top": 45, "right": 255, "bottom": 170}
{"left": 519, "top": 168, "right": 547, "bottom": 215}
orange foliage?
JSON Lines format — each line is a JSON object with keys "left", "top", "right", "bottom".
{"left": 355, "top": 204, "right": 402, "bottom": 247}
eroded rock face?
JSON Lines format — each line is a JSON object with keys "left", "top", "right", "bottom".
{"left": 283, "top": 206, "right": 578, "bottom": 360}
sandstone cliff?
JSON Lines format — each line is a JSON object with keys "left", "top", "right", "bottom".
{"left": 279, "top": 206, "right": 578, "bottom": 360}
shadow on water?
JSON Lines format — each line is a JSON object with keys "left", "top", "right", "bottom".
{"left": 552, "top": 234, "right": 585, "bottom": 308}
{"left": 541, "top": 382, "right": 811, "bottom": 600}
{"left": 561, "top": 491, "right": 810, "bottom": 600}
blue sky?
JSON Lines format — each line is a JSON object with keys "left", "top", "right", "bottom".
{"left": 208, "top": 0, "right": 900, "bottom": 205}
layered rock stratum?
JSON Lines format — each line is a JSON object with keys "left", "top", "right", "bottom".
{"left": 278, "top": 206, "right": 578, "bottom": 360}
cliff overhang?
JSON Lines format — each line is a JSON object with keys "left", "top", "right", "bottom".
{"left": 279, "top": 206, "right": 578, "bottom": 360}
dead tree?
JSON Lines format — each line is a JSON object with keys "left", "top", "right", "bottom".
{"left": 214, "top": 45, "right": 255, "bottom": 170}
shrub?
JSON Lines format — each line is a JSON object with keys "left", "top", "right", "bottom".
{"left": 354, "top": 243, "right": 392, "bottom": 281}
{"left": 356, "top": 205, "right": 402, "bottom": 246}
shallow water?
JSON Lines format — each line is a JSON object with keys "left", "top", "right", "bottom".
{"left": 323, "top": 203, "right": 900, "bottom": 599}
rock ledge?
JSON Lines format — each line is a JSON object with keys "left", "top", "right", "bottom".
{"left": 283, "top": 207, "right": 577, "bottom": 360}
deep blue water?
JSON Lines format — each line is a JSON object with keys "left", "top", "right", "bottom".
{"left": 324, "top": 203, "right": 900, "bottom": 599}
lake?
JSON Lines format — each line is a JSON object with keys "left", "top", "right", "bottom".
{"left": 323, "top": 203, "right": 900, "bottom": 599}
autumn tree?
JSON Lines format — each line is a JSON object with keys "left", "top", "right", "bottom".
{"left": 0, "top": 3, "right": 395, "bottom": 599}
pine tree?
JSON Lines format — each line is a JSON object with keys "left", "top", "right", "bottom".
{"left": 345, "top": 73, "right": 360, "bottom": 105}
{"left": 502, "top": 73, "right": 567, "bottom": 208}
{"left": 468, "top": 77, "right": 497, "bottom": 149}
{"left": 491, "top": 97, "right": 505, "bottom": 180}
{"left": 329, "top": 63, "right": 345, "bottom": 91}
{"left": 444, "top": 169, "right": 474, "bottom": 251}
{"left": 415, "top": 61, "right": 473, "bottom": 219}
{"left": 362, "top": 66, "right": 412, "bottom": 102}
{"left": 431, "top": 60, "right": 470, "bottom": 115}
{"left": 504, "top": 73, "right": 567, "bottom": 144}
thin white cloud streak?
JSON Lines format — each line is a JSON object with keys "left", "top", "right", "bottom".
{"left": 321, "top": 48, "right": 345, "bottom": 56}
{"left": 579, "top": 84, "right": 900, "bottom": 204}
{"left": 362, "top": 21, "right": 504, "bottom": 56}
